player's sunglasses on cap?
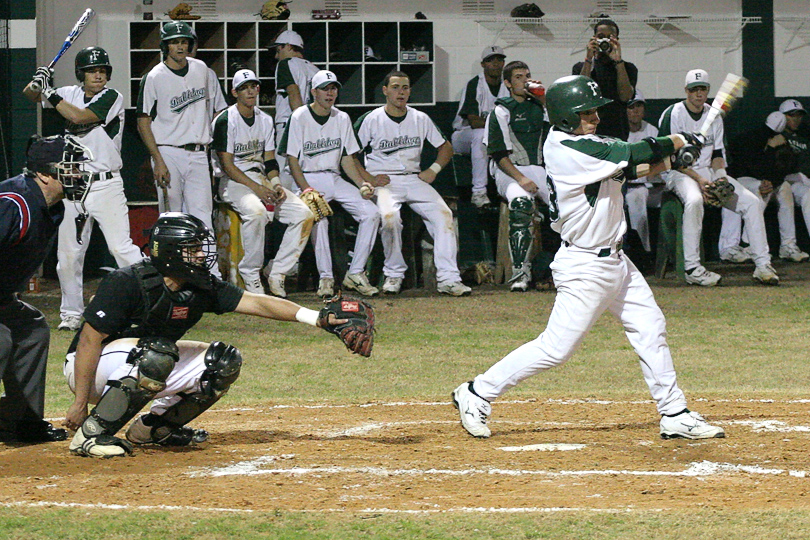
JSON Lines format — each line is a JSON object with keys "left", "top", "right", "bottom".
{"left": 233, "top": 69, "right": 259, "bottom": 90}
{"left": 779, "top": 99, "right": 806, "bottom": 116}
{"left": 312, "top": 70, "right": 341, "bottom": 89}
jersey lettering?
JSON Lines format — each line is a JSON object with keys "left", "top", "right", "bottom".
{"left": 170, "top": 87, "right": 207, "bottom": 114}
{"left": 378, "top": 136, "right": 421, "bottom": 155}
{"left": 303, "top": 137, "right": 341, "bottom": 157}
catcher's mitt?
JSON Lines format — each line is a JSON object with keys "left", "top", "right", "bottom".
{"left": 704, "top": 177, "right": 735, "bottom": 207}
{"left": 318, "top": 294, "right": 375, "bottom": 357}
{"left": 259, "top": 0, "right": 291, "bottom": 20}
{"left": 300, "top": 188, "right": 333, "bottom": 221}
{"left": 168, "top": 3, "right": 200, "bottom": 20}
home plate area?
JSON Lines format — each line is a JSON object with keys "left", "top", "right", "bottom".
{"left": 2, "top": 398, "right": 810, "bottom": 514}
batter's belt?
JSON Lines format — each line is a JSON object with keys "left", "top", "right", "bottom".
{"left": 562, "top": 239, "right": 623, "bottom": 258}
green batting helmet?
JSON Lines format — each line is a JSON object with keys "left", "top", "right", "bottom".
{"left": 160, "top": 21, "right": 196, "bottom": 55}
{"left": 74, "top": 46, "right": 112, "bottom": 82}
{"left": 545, "top": 75, "right": 613, "bottom": 133}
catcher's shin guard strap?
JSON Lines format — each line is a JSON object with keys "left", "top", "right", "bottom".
{"left": 508, "top": 196, "right": 535, "bottom": 267}
{"left": 81, "top": 375, "right": 158, "bottom": 438}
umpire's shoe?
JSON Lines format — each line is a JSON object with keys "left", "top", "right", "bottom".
{"left": 126, "top": 413, "right": 209, "bottom": 446}
{"left": 0, "top": 420, "right": 67, "bottom": 444}
{"left": 452, "top": 381, "right": 492, "bottom": 438}
{"left": 660, "top": 410, "right": 725, "bottom": 440}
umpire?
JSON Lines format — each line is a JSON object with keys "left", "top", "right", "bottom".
{"left": 0, "top": 134, "right": 91, "bottom": 443}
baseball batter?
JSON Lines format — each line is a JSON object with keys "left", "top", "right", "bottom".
{"left": 211, "top": 69, "right": 314, "bottom": 297}
{"left": 354, "top": 71, "right": 471, "bottom": 296}
{"left": 453, "top": 75, "right": 725, "bottom": 441}
{"left": 482, "top": 60, "right": 550, "bottom": 291}
{"left": 273, "top": 30, "right": 319, "bottom": 190}
{"left": 452, "top": 45, "right": 510, "bottom": 208}
{"left": 278, "top": 70, "right": 381, "bottom": 297}
{"left": 136, "top": 21, "right": 221, "bottom": 239}
{"left": 23, "top": 47, "right": 144, "bottom": 331}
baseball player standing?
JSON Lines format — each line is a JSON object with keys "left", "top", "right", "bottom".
{"left": 0, "top": 135, "right": 91, "bottom": 444}
{"left": 452, "top": 75, "right": 725, "bottom": 441}
{"left": 658, "top": 69, "right": 778, "bottom": 286}
{"left": 211, "top": 69, "right": 314, "bottom": 297}
{"left": 353, "top": 71, "right": 471, "bottom": 296}
{"left": 136, "top": 21, "right": 221, "bottom": 241}
{"left": 452, "top": 45, "right": 510, "bottom": 208}
{"left": 482, "top": 60, "right": 550, "bottom": 291}
{"left": 278, "top": 70, "right": 382, "bottom": 297}
{"left": 23, "top": 47, "right": 144, "bottom": 331}
{"left": 272, "top": 30, "right": 319, "bottom": 190}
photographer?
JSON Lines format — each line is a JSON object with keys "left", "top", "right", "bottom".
{"left": 572, "top": 18, "right": 637, "bottom": 140}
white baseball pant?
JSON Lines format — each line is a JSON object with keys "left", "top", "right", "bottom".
{"left": 665, "top": 167, "right": 771, "bottom": 269}
{"left": 64, "top": 338, "right": 210, "bottom": 415}
{"left": 219, "top": 171, "right": 314, "bottom": 284}
{"left": 624, "top": 184, "right": 666, "bottom": 252}
{"left": 493, "top": 164, "right": 550, "bottom": 206}
{"left": 57, "top": 174, "right": 144, "bottom": 319}
{"left": 302, "top": 172, "right": 380, "bottom": 279}
{"left": 785, "top": 172, "right": 810, "bottom": 232}
{"left": 375, "top": 174, "right": 461, "bottom": 283}
{"left": 473, "top": 245, "right": 688, "bottom": 416}
{"left": 275, "top": 122, "right": 295, "bottom": 191}
{"left": 451, "top": 127, "right": 488, "bottom": 194}
{"left": 155, "top": 145, "right": 215, "bottom": 232}
{"left": 718, "top": 177, "right": 796, "bottom": 254}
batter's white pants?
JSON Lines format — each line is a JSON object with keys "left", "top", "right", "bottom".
{"left": 473, "top": 245, "right": 688, "bottom": 416}
{"left": 718, "top": 177, "right": 797, "bottom": 254}
{"left": 375, "top": 174, "right": 461, "bottom": 283}
{"left": 219, "top": 171, "right": 314, "bottom": 284}
{"left": 665, "top": 167, "right": 771, "bottom": 269}
{"left": 64, "top": 338, "right": 211, "bottom": 416}
{"left": 57, "top": 174, "right": 144, "bottom": 319}
{"left": 493, "top": 164, "right": 550, "bottom": 206}
{"left": 785, "top": 172, "right": 810, "bottom": 232}
{"left": 301, "top": 172, "right": 380, "bottom": 279}
{"left": 451, "top": 127, "right": 488, "bottom": 193}
{"left": 625, "top": 184, "right": 665, "bottom": 252}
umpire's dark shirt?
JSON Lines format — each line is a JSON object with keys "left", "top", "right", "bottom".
{"left": 572, "top": 57, "right": 638, "bottom": 141}
{"left": 0, "top": 174, "right": 64, "bottom": 304}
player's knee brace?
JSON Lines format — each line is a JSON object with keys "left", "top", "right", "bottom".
{"left": 508, "top": 196, "right": 535, "bottom": 267}
{"left": 151, "top": 342, "right": 242, "bottom": 434}
{"left": 81, "top": 337, "right": 178, "bottom": 438}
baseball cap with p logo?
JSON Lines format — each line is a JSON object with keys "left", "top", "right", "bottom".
{"left": 312, "top": 70, "right": 341, "bottom": 89}
{"left": 685, "top": 69, "right": 710, "bottom": 89}
{"left": 779, "top": 99, "right": 806, "bottom": 115}
{"left": 481, "top": 45, "right": 506, "bottom": 61}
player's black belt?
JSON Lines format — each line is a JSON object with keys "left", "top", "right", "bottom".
{"left": 168, "top": 143, "right": 207, "bottom": 152}
{"left": 89, "top": 171, "right": 114, "bottom": 181}
{"left": 562, "top": 239, "right": 623, "bottom": 257}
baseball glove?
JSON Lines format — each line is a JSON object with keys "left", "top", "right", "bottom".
{"left": 300, "top": 188, "right": 333, "bottom": 221}
{"left": 318, "top": 294, "right": 375, "bottom": 357}
{"left": 704, "top": 177, "right": 735, "bottom": 207}
{"left": 259, "top": 0, "right": 291, "bottom": 20}
{"left": 168, "top": 3, "right": 200, "bottom": 20}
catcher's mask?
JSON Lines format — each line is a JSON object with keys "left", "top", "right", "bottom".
{"left": 150, "top": 212, "right": 217, "bottom": 290}
{"left": 545, "top": 75, "right": 613, "bottom": 133}
{"left": 75, "top": 46, "right": 113, "bottom": 82}
{"left": 25, "top": 134, "right": 94, "bottom": 202}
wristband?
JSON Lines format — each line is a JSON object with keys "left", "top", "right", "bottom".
{"left": 301, "top": 187, "right": 314, "bottom": 194}
{"left": 713, "top": 168, "right": 728, "bottom": 180}
{"left": 614, "top": 59, "right": 624, "bottom": 65}
{"left": 295, "top": 307, "right": 320, "bottom": 327}
{"left": 47, "top": 93, "right": 63, "bottom": 107}
{"left": 672, "top": 134, "right": 687, "bottom": 146}
{"left": 429, "top": 162, "right": 442, "bottom": 174}
{"left": 267, "top": 176, "right": 281, "bottom": 188}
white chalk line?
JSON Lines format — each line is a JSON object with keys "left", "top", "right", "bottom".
{"left": 188, "top": 458, "right": 810, "bottom": 480}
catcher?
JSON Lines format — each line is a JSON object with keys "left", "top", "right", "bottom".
{"left": 63, "top": 212, "right": 374, "bottom": 458}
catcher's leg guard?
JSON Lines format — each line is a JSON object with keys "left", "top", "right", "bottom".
{"left": 508, "top": 196, "right": 535, "bottom": 270}
{"left": 71, "top": 337, "right": 178, "bottom": 457}
{"left": 127, "top": 342, "right": 242, "bottom": 446}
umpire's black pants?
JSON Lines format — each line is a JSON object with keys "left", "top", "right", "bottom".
{"left": 0, "top": 299, "right": 50, "bottom": 428}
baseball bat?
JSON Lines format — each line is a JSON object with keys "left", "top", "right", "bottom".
{"left": 30, "top": 8, "right": 96, "bottom": 91}
{"left": 698, "top": 73, "right": 748, "bottom": 138}
{"left": 161, "top": 185, "right": 171, "bottom": 212}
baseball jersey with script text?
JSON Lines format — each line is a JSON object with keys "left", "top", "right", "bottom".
{"left": 211, "top": 105, "right": 276, "bottom": 177}
{"left": 354, "top": 106, "right": 446, "bottom": 175}
{"left": 137, "top": 57, "right": 212, "bottom": 146}
{"left": 278, "top": 105, "right": 361, "bottom": 174}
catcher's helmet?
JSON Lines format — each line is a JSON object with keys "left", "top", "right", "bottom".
{"left": 25, "top": 134, "right": 94, "bottom": 202}
{"left": 75, "top": 46, "right": 112, "bottom": 82}
{"left": 150, "top": 212, "right": 217, "bottom": 289}
{"left": 545, "top": 75, "right": 613, "bottom": 133}
{"left": 160, "top": 20, "right": 196, "bottom": 55}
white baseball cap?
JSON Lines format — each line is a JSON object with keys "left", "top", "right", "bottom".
{"left": 481, "top": 45, "right": 506, "bottom": 61}
{"left": 311, "top": 69, "right": 341, "bottom": 90}
{"left": 765, "top": 111, "right": 787, "bottom": 133}
{"left": 273, "top": 30, "right": 304, "bottom": 49}
{"left": 364, "top": 46, "right": 381, "bottom": 61}
{"left": 685, "top": 69, "right": 710, "bottom": 89}
{"left": 779, "top": 99, "right": 806, "bottom": 115}
{"left": 232, "top": 69, "right": 259, "bottom": 90}
{"left": 627, "top": 89, "right": 645, "bottom": 105}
